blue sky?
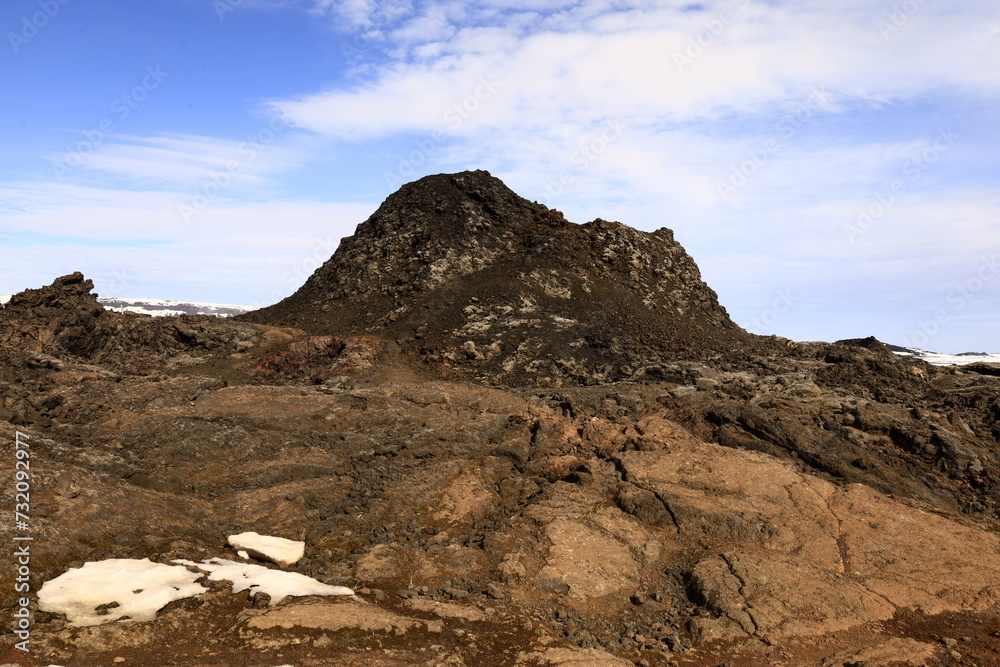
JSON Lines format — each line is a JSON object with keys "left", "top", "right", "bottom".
{"left": 1, "top": 0, "right": 998, "bottom": 352}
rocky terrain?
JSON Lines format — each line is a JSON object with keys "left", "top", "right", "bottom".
{"left": 2, "top": 171, "right": 1000, "bottom": 666}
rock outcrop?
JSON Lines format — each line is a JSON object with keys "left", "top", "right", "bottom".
{"left": 242, "top": 170, "right": 765, "bottom": 385}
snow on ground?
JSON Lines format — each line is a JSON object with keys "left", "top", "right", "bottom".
{"left": 97, "top": 297, "right": 253, "bottom": 317}
{"left": 112, "top": 305, "right": 189, "bottom": 316}
{"left": 1, "top": 293, "right": 253, "bottom": 316}
{"left": 36, "top": 555, "right": 355, "bottom": 628}
{"left": 37, "top": 559, "right": 207, "bottom": 626}
{"left": 228, "top": 531, "right": 305, "bottom": 566}
{"left": 174, "top": 558, "right": 354, "bottom": 604}
{"left": 890, "top": 346, "right": 1000, "bottom": 366}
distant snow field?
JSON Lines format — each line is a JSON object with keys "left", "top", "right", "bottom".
{"left": 98, "top": 297, "right": 254, "bottom": 317}
{"left": 0, "top": 294, "right": 253, "bottom": 317}
{"left": 889, "top": 346, "right": 1000, "bottom": 366}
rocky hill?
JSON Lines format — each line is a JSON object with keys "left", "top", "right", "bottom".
{"left": 242, "top": 170, "right": 767, "bottom": 385}
{"left": 2, "top": 174, "right": 1000, "bottom": 666}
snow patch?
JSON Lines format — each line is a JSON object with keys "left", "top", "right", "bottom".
{"left": 228, "top": 531, "right": 305, "bottom": 566}
{"left": 36, "top": 555, "right": 354, "bottom": 628}
{"left": 37, "top": 558, "right": 206, "bottom": 626}
{"left": 174, "top": 558, "right": 354, "bottom": 604}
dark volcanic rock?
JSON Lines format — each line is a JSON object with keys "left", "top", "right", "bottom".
{"left": 3, "top": 271, "right": 103, "bottom": 319}
{"left": 0, "top": 272, "right": 263, "bottom": 377}
{"left": 254, "top": 336, "right": 382, "bottom": 383}
{"left": 0, "top": 272, "right": 106, "bottom": 358}
{"left": 243, "top": 170, "right": 764, "bottom": 385}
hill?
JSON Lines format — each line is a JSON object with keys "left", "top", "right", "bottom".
{"left": 242, "top": 170, "right": 769, "bottom": 385}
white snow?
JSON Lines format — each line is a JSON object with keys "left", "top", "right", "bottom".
{"left": 0, "top": 293, "right": 253, "bottom": 315}
{"left": 100, "top": 297, "right": 253, "bottom": 309}
{"left": 37, "top": 558, "right": 207, "bottom": 626}
{"left": 238, "top": 550, "right": 250, "bottom": 559}
{"left": 36, "top": 554, "right": 354, "bottom": 628}
{"left": 97, "top": 297, "right": 253, "bottom": 317}
{"left": 174, "top": 557, "right": 354, "bottom": 604}
{"left": 114, "top": 306, "right": 188, "bottom": 317}
{"left": 228, "top": 531, "right": 305, "bottom": 566}
{"left": 891, "top": 347, "right": 1000, "bottom": 366}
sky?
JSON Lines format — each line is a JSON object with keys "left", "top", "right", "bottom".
{"left": 1, "top": 0, "right": 998, "bottom": 353}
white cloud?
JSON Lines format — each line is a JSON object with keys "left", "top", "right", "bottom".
{"left": 308, "top": 0, "right": 413, "bottom": 29}
{"left": 273, "top": 1, "right": 998, "bottom": 141}
{"left": 46, "top": 129, "right": 320, "bottom": 192}
{"left": 0, "top": 181, "right": 374, "bottom": 304}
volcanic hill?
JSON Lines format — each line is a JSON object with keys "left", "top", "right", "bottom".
{"left": 242, "top": 170, "right": 766, "bottom": 385}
